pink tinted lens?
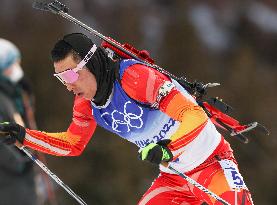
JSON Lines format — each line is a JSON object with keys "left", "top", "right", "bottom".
{"left": 57, "top": 69, "right": 79, "bottom": 84}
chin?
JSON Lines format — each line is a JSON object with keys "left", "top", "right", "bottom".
{"left": 84, "top": 95, "right": 93, "bottom": 100}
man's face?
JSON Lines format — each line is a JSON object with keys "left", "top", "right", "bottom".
{"left": 2, "top": 60, "right": 24, "bottom": 83}
{"left": 54, "top": 54, "right": 97, "bottom": 100}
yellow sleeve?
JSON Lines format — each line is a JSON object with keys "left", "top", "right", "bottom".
{"left": 160, "top": 89, "right": 208, "bottom": 143}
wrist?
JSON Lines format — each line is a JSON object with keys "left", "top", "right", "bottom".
{"left": 16, "top": 124, "right": 26, "bottom": 144}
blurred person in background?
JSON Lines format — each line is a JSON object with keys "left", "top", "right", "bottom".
{"left": 187, "top": 0, "right": 277, "bottom": 66}
{"left": 0, "top": 38, "right": 56, "bottom": 205}
{"left": 0, "top": 33, "right": 254, "bottom": 204}
{"left": 242, "top": 0, "right": 277, "bottom": 65}
{"left": 187, "top": 0, "right": 241, "bottom": 55}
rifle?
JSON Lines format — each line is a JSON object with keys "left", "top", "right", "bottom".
{"left": 32, "top": 0, "right": 269, "bottom": 143}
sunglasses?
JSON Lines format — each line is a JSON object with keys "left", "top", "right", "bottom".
{"left": 54, "top": 44, "right": 97, "bottom": 84}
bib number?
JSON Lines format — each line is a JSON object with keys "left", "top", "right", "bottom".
{"left": 219, "top": 159, "right": 248, "bottom": 190}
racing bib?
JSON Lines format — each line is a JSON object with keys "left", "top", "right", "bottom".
{"left": 219, "top": 159, "right": 248, "bottom": 190}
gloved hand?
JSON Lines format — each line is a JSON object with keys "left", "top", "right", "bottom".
{"left": 139, "top": 139, "right": 173, "bottom": 165}
{"left": 0, "top": 122, "right": 26, "bottom": 145}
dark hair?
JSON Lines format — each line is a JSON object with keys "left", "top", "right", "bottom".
{"left": 51, "top": 39, "right": 81, "bottom": 63}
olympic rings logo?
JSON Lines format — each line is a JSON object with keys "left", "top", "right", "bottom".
{"left": 101, "top": 101, "right": 144, "bottom": 133}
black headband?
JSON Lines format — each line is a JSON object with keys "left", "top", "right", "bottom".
{"left": 62, "top": 33, "right": 94, "bottom": 59}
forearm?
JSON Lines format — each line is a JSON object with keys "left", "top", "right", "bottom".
{"left": 24, "top": 121, "right": 96, "bottom": 156}
{"left": 24, "top": 129, "right": 74, "bottom": 156}
{"left": 23, "top": 97, "right": 97, "bottom": 156}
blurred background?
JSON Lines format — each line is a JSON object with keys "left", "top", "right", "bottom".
{"left": 0, "top": 0, "right": 276, "bottom": 204}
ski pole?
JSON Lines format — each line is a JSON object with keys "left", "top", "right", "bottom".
{"left": 0, "top": 131, "right": 87, "bottom": 205}
{"left": 20, "top": 145, "right": 88, "bottom": 205}
{"left": 163, "top": 163, "right": 231, "bottom": 205}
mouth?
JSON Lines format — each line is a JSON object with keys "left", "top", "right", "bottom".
{"left": 77, "top": 92, "right": 84, "bottom": 97}
{"left": 73, "top": 90, "right": 84, "bottom": 97}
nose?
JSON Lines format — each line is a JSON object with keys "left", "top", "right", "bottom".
{"left": 65, "top": 83, "right": 73, "bottom": 91}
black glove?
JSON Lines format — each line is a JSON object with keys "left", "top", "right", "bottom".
{"left": 139, "top": 139, "right": 173, "bottom": 165}
{"left": 0, "top": 122, "right": 26, "bottom": 145}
